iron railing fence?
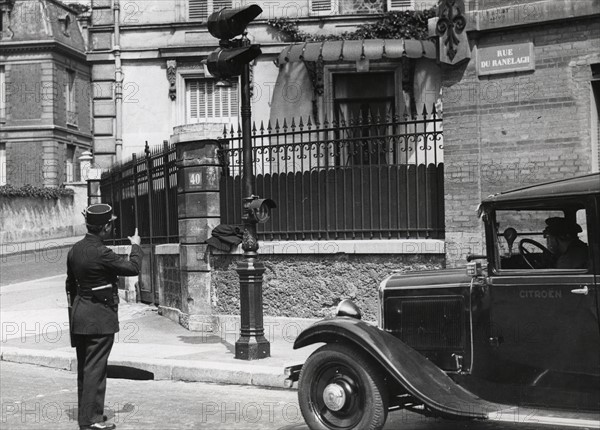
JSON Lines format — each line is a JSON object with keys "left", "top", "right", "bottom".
{"left": 218, "top": 105, "right": 444, "bottom": 241}
{"left": 100, "top": 140, "right": 178, "bottom": 245}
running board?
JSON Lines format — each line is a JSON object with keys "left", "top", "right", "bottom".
{"left": 488, "top": 407, "right": 600, "bottom": 429}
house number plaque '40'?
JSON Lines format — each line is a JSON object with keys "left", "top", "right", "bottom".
{"left": 186, "top": 168, "right": 205, "bottom": 190}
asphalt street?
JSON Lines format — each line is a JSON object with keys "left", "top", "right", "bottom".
{"left": 0, "top": 245, "right": 591, "bottom": 430}
{"left": 0, "top": 245, "right": 71, "bottom": 286}
{"left": 1, "top": 362, "right": 580, "bottom": 430}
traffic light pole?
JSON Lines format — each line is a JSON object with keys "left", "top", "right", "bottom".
{"left": 235, "top": 60, "right": 270, "bottom": 360}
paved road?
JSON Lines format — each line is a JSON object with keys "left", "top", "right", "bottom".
{"left": 0, "top": 246, "right": 71, "bottom": 286}
{"left": 1, "top": 362, "right": 582, "bottom": 430}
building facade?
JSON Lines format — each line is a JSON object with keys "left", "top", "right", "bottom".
{"left": 443, "top": 0, "right": 600, "bottom": 265}
{"left": 86, "top": 0, "right": 438, "bottom": 167}
{"left": 0, "top": 0, "right": 92, "bottom": 187}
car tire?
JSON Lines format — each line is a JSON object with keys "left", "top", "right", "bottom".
{"left": 298, "top": 343, "right": 389, "bottom": 430}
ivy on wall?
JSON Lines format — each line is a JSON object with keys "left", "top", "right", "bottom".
{"left": 0, "top": 185, "right": 74, "bottom": 199}
{"left": 267, "top": 9, "right": 437, "bottom": 43}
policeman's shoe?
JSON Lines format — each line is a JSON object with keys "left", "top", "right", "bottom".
{"left": 80, "top": 423, "right": 116, "bottom": 430}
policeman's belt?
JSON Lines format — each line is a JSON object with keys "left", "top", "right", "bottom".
{"left": 78, "top": 284, "right": 112, "bottom": 298}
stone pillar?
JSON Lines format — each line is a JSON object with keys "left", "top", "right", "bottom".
{"left": 173, "top": 130, "right": 221, "bottom": 331}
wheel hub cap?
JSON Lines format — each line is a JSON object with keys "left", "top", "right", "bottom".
{"left": 322, "top": 383, "right": 346, "bottom": 411}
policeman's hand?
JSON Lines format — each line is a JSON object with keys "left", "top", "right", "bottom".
{"left": 128, "top": 228, "right": 141, "bottom": 246}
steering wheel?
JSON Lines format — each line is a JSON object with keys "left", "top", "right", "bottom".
{"left": 518, "top": 238, "right": 552, "bottom": 269}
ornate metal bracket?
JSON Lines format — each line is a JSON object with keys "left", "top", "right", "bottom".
{"left": 436, "top": 0, "right": 469, "bottom": 64}
{"left": 166, "top": 60, "right": 177, "bottom": 100}
{"left": 249, "top": 61, "right": 255, "bottom": 100}
{"left": 303, "top": 59, "right": 324, "bottom": 121}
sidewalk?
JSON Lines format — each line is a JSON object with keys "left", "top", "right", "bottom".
{"left": 0, "top": 275, "right": 320, "bottom": 390}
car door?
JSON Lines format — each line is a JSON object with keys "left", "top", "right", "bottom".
{"left": 487, "top": 202, "right": 600, "bottom": 410}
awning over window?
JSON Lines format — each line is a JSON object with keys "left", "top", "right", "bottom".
{"left": 276, "top": 39, "right": 437, "bottom": 66}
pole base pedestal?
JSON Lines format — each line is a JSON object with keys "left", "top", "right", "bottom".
{"left": 235, "top": 335, "right": 270, "bottom": 360}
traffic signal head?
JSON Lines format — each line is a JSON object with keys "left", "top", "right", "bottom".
{"left": 206, "top": 45, "right": 262, "bottom": 79}
{"left": 207, "top": 5, "right": 263, "bottom": 41}
{"left": 247, "top": 197, "right": 276, "bottom": 224}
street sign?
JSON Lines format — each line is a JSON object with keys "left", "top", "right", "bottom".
{"left": 476, "top": 42, "right": 535, "bottom": 76}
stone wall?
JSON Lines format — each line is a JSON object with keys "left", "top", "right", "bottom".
{"left": 0, "top": 183, "right": 87, "bottom": 244}
{"left": 211, "top": 253, "right": 444, "bottom": 322}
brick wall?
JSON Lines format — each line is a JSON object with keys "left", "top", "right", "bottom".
{"left": 443, "top": 16, "right": 600, "bottom": 266}
{"left": 6, "top": 141, "right": 44, "bottom": 187}
{"left": 7, "top": 64, "right": 43, "bottom": 122}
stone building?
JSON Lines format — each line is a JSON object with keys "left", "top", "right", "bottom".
{"left": 0, "top": 0, "right": 92, "bottom": 187}
{"left": 85, "top": 0, "right": 438, "bottom": 167}
{"left": 91, "top": 0, "right": 600, "bottom": 327}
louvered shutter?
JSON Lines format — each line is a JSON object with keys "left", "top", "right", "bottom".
{"left": 189, "top": 0, "right": 208, "bottom": 20}
{"left": 186, "top": 78, "right": 239, "bottom": 123}
{"left": 187, "top": 80, "right": 199, "bottom": 122}
{"left": 213, "top": 0, "right": 232, "bottom": 12}
{"left": 387, "top": 0, "right": 414, "bottom": 10}
{"left": 309, "top": 0, "right": 334, "bottom": 16}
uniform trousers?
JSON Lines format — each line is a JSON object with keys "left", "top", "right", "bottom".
{"left": 74, "top": 334, "right": 115, "bottom": 427}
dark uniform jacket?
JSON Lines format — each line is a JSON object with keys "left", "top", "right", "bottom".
{"left": 66, "top": 234, "right": 143, "bottom": 335}
{"left": 556, "top": 238, "right": 589, "bottom": 269}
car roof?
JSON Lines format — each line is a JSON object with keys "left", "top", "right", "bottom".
{"left": 482, "top": 172, "right": 600, "bottom": 204}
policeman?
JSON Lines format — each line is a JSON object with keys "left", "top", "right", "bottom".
{"left": 66, "top": 204, "right": 142, "bottom": 430}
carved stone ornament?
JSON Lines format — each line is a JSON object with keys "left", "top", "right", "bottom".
{"left": 436, "top": 0, "right": 470, "bottom": 65}
{"left": 0, "top": 0, "right": 15, "bottom": 40}
{"left": 166, "top": 60, "right": 177, "bottom": 100}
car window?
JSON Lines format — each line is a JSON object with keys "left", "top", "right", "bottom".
{"left": 495, "top": 207, "right": 589, "bottom": 271}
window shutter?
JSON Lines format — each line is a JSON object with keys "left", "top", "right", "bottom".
{"left": 189, "top": 0, "right": 208, "bottom": 20}
{"left": 228, "top": 82, "right": 239, "bottom": 117}
{"left": 213, "top": 0, "right": 232, "bottom": 12}
{"left": 309, "top": 0, "right": 334, "bottom": 15}
{"left": 188, "top": 80, "right": 199, "bottom": 121}
{"left": 387, "top": 0, "right": 414, "bottom": 10}
{"left": 186, "top": 78, "right": 239, "bottom": 123}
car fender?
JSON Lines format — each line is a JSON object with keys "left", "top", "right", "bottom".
{"left": 294, "top": 317, "right": 500, "bottom": 419}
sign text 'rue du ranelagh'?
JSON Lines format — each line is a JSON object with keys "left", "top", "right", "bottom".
{"left": 477, "top": 42, "right": 535, "bottom": 76}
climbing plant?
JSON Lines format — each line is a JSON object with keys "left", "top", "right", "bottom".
{"left": 267, "top": 8, "right": 437, "bottom": 43}
{"left": 0, "top": 184, "right": 74, "bottom": 199}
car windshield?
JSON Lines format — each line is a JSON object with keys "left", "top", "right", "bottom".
{"left": 493, "top": 205, "right": 589, "bottom": 270}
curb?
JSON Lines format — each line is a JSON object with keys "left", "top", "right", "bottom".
{"left": 0, "top": 242, "right": 75, "bottom": 258}
{"left": 0, "top": 347, "right": 295, "bottom": 390}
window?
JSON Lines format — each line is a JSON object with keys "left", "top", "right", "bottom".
{"left": 0, "top": 65, "right": 5, "bottom": 122}
{"left": 65, "top": 144, "right": 75, "bottom": 183}
{"left": 0, "top": 142, "right": 5, "bottom": 186}
{"left": 65, "top": 69, "right": 77, "bottom": 126}
{"left": 494, "top": 205, "right": 589, "bottom": 271}
{"left": 186, "top": 78, "right": 239, "bottom": 124}
{"left": 333, "top": 72, "right": 395, "bottom": 165}
{"left": 309, "top": 0, "right": 413, "bottom": 15}
{"left": 189, "top": 0, "right": 232, "bottom": 20}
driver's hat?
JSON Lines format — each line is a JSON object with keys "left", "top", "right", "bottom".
{"left": 543, "top": 217, "right": 582, "bottom": 237}
{"left": 83, "top": 203, "right": 117, "bottom": 226}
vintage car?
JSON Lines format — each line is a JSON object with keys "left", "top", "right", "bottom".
{"left": 286, "top": 173, "right": 600, "bottom": 430}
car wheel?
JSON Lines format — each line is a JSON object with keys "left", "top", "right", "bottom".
{"left": 298, "top": 343, "right": 389, "bottom": 430}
